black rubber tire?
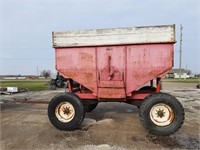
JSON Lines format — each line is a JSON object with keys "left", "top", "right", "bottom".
{"left": 139, "top": 92, "right": 184, "bottom": 136}
{"left": 139, "top": 86, "right": 156, "bottom": 91}
{"left": 83, "top": 101, "right": 98, "bottom": 112}
{"left": 136, "top": 86, "right": 156, "bottom": 108}
{"left": 48, "top": 93, "right": 85, "bottom": 130}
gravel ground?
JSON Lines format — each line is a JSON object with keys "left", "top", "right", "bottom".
{"left": 0, "top": 82, "right": 200, "bottom": 150}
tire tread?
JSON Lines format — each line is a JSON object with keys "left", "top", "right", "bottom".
{"left": 139, "top": 92, "right": 185, "bottom": 135}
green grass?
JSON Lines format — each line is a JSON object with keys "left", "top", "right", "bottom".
{"left": 1, "top": 78, "right": 199, "bottom": 92}
{"left": 0, "top": 80, "right": 49, "bottom": 91}
{"left": 163, "top": 78, "right": 200, "bottom": 83}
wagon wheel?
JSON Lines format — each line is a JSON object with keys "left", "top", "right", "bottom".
{"left": 83, "top": 101, "right": 98, "bottom": 112}
{"left": 48, "top": 93, "right": 85, "bottom": 130}
{"left": 139, "top": 93, "right": 184, "bottom": 135}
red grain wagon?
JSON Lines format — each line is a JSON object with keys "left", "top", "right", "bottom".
{"left": 48, "top": 25, "right": 184, "bottom": 135}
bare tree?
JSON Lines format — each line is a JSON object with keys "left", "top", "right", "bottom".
{"left": 41, "top": 70, "right": 51, "bottom": 79}
{"left": 187, "top": 69, "right": 192, "bottom": 75}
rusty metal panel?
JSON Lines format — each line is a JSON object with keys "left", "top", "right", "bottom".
{"left": 98, "top": 81, "right": 125, "bottom": 88}
{"left": 98, "top": 88, "right": 126, "bottom": 99}
{"left": 56, "top": 47, "right": 97, "bottom": 93}
{"left": 53, "top": 25, "right": 175, "bottom": 47}
{"left": 97, "top": 46, "right": 125, "bottom": 81}
{"left": 97, "top": 46, "right": 126, "bottom": 98}
{"left": 55, "top": 43, "right": 174, "bottom": 98}
{"left": 126, "top": 44, "right": 174, "bottom": 94}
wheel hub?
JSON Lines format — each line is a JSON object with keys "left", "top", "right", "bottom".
{"left": 55, "top": 102, "right": 75, "bottom": 123}
{"left": 156, "top": 109, "right": 165, "bottom": 118}
{"left": 150, "top": 103, "right": 174, "bottom": 126}
{"left": 63, "top": 107, "right": 70, "bottom": 114}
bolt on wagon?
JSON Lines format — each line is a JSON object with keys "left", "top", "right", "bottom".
{"left": 48, "top": 25, "right": 184, "bottom": 135}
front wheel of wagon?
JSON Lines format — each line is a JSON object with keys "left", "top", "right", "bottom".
{"left": 48, "top": 93, "right": 85, "bottom": 130}
{"left": 139, "top": 93, "right": 184, "bottom": 136}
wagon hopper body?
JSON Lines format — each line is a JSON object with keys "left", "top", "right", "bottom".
{"left": 48, "top": 25, "right": 184, "bottom": 135}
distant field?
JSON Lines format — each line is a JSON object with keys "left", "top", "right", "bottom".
{"left": 163, "top": 78, "right": 200, "bottom": 83}
{"left": 0, "top": 78, "right": 199, "bottom": 92}
{"left": 0, "top": 80, "right": 49, "bottom": 91}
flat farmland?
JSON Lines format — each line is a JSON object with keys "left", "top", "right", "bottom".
{"left": 0, "top": 80, "right": 49, "bottom": 91}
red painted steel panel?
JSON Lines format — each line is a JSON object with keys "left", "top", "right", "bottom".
{"left": 97, "top": 46, "right": 125, "bottom": 80}
{"left": 98, "top": 88, "right": 126, "bottom": 99}
{"left": 98, "top": 80, "right": 124, "bottom": 88}
{"left": 126, "top": 44, "right": 173, "bottom": 94}
{"left": 56, "top": 47, "right": 97, "bottom": 93}
{"left": 55, "top": 43, "right": 174, "bottom": 99}
{"left": 75, "top": 91, "right": 97, "bottom": 99}
{"left": 97, "top": 46, "right": 126, "bottom": 98}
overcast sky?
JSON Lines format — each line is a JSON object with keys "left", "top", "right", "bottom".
{"left": 0, "top": 0, "right": 199, "bottom": 75}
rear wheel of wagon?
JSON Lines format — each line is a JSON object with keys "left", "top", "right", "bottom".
{"left": 139, "top": 93, "right": 184, "bottom": 135}
{"left": 48, "top": 93, "right": 85, "bottom": 130}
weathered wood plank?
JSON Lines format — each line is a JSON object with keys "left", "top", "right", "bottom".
{"left": 53, "top": 25, "right": 175, "bottom": 47}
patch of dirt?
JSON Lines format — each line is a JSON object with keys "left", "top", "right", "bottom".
{"left": 1, "top": 82, "right": 200, "bottom": 149}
